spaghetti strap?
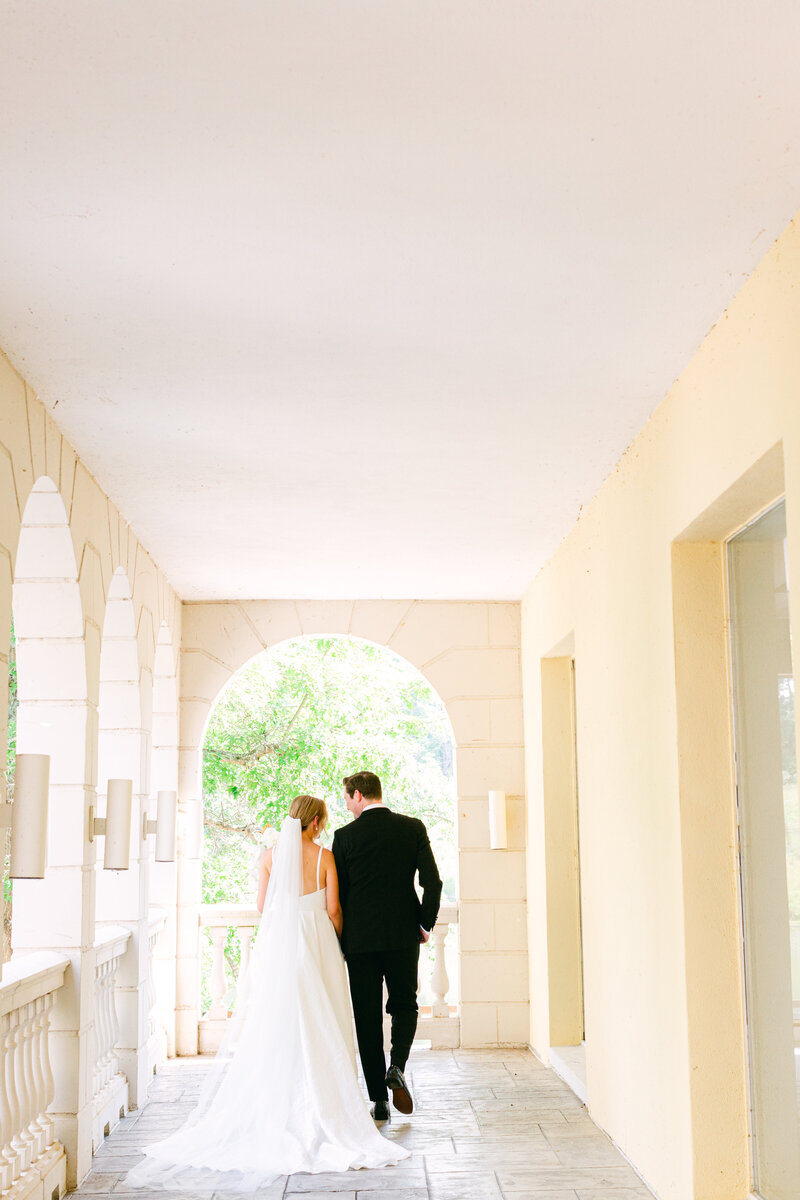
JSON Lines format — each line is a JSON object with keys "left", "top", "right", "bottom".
{"left": 316, "top": 844, "right": 323, "bottom": 891}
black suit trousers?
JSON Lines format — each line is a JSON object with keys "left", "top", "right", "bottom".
{"left": 345, "top": 944, "right": 420, "bottom": 1101}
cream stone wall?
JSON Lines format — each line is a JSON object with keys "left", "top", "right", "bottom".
{"left": 521, "top": 213, "right": 800, "bottom": 1200}
{"left": 177, "top": 599, "right": 527, "bottom": 1052}
{"left": 0, "top": 350, "right": 181, "bottom": 1183}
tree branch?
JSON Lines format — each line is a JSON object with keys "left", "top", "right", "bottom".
{"left": 203, "top": 742, "right": 282, "bottom": 767}
{"left": 204, "top": 640, "right": 334, "bottom": 770}
{"left": 203, "top": 815, "right": 260, "bottom": 842}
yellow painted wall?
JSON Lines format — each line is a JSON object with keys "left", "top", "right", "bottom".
{"left": 521, "top": 213, "right": 800, "bottom": 1199}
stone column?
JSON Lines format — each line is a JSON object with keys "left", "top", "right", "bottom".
{"left": 11, "top": 482, "right": 98, "bottom": 1187}
{"left": 149, "top": 635, "right": 179, "bottom": 1058}
{"left": 175, "top": 742, "right": 203, "bottom": 1056}
{"left": 94, "top": 576, "right": 153, "bottom": 1110}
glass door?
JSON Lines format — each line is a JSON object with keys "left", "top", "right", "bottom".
{"left": 728, "top": 500, "right": 800, "bottom": 1198}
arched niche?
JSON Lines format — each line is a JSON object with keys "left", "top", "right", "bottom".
{"left": 11, "top": 476, "right": 90, "bottom": 936}
{"left": 13, "top": 477, "right": 87, "bottom": 760}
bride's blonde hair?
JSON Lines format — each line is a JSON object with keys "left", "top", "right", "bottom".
{"left": 288, "top": 794, "right": 327, "bottom": 831}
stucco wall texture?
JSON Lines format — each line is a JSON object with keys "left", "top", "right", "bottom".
{"left": 522, "top": 213, "right": 800, "bottom": 1198}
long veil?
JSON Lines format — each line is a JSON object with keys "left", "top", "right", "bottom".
{"left": 126, "top": 816, "right": 305, "bottom": 1190}
{"left": 188, "top": 814, "right": 302, "bottom": 1125}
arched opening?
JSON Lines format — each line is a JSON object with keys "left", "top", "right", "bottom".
{"left": 12, "top": 476, "right": 87, "bottom": 932}
{"left": 196, "top": 634, "right": 458, "bottom": 1051}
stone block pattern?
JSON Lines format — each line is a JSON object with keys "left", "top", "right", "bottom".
{"left": 0, "top": 349, "right": 182, "bottom": 1185}
{"left": 74, "top": 1051, "right": 654, "bottom": 1198}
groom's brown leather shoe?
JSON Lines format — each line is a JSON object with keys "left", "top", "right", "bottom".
{"left": 385, "top": 1065, "right": 413, "bottom": 1114}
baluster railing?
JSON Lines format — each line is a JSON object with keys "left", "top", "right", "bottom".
{"left": 2, "top": 1011, "right": 23, "bottom": 1181}
{"left": 25, "top": 999, "right": 46, "bottom": 1158}
{"left": 199, "top": 901, "right": 460, "bottom": 1052}
{"left": 430, "top": 923, "right": 451, "bottom": 1017}
{"left": 91, "top": 926, "right": 130, "bottom": 1153}
{"left": 0, "top": 950, "right": 69, "bottom": 1198}
{"left": 198, "top": 906, "right": 244, "bottom": 1051}
{"left": 239, "top": 923, "right": 256, "bottom": 984}
{"left": 206, "top": 926, "right": 229, "bottom": 1021}
{"left": 15, "top": 1003, "right": 39, "bottom": 1166}
{"left": 0, "top": 1011, "right": 13, "bottom": 1191}
{"left": 411, "top": 903, "right": 459, "bottom": 1047}
{"left": 11, "top": 1009, "right": 28, "bottom": 1172}
{"left": 34, "top": 994, "right": 56, "bottom": 1153}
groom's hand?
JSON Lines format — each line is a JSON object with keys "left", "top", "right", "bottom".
{"left": 419, "top": 926, "right": 430, "bottom": 944}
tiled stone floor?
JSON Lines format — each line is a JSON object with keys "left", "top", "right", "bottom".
{"left": 78, "top": 1050, "right": 654, "bottom": 1200}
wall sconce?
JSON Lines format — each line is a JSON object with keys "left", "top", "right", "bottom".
{"left": 488, "top": 790, "right": 508, "bottom": 850}
{"left": 89, "top": 778, "right": 132, "bottom": 870}
{"left": 0, "top": 754, "right": 50, "bottom": 879}
{"left": 142, "top": 790, "right": 177, "bottom": 862}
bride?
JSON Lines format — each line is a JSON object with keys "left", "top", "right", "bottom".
{"left": 126, "top": 795, "right": 409, "bottom": 1190}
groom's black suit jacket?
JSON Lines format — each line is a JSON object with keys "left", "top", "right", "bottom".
{"left": 332, "top": 807, "right": 442, "bottom": 955}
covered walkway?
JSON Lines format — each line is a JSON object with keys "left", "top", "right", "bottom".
{"left": 4, "top": 7, "right": 800, "bottom": 1198}
{"left": 80, "top": 1050, "right": 650, "bottom": 1200}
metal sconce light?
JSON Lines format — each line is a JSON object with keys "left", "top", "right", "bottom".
{"left": 89, "top": 778, "right": 133, "bottom": 869}
{"left": 488, "top": 789, "right": 508, "bottom": 850}
{"left": 142, "top": 789, "right": 177, "bottom": 862}
{"left": 0, "top": 753, "right": 51, "bottom": 879}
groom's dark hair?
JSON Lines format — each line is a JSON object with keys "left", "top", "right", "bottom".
{"left": 343, "top": 771, "right": 382, "bottom": 800}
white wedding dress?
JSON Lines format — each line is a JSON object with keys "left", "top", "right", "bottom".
{"left": 126, "top": 817, "right": 408, "bottom": 1191}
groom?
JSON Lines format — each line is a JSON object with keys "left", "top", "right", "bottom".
{"left": 333, "top": 771, "right": 442, "bottom": 1123}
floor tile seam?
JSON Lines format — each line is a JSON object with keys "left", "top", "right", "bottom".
{"left": 420, "top": 1139, "right": 432, "bottom": 1200}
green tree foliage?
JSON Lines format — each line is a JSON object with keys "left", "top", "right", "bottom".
{"left": 203, "top": 636, "right": 456, "bottom": 900}
{"left": 201, "top": 637, "right": 457, "bottom": 1003}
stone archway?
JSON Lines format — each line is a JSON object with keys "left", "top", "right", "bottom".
{"left": 177, "top": 600, "right": 527, "bottom": 1053}
{"left": 196, "top": 632, "right": 460, "bottom": 1047}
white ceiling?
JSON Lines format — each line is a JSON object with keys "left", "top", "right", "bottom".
{"left": 1, "top": 2, "right": 799, "bottom": 600}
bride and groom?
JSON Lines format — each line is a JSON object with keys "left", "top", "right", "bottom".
{"left": 127, "top": 770, "right": 443, "bottom": 1190}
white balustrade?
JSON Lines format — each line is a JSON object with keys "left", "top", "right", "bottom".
{"left": 91, "top": 926, "right": 130, "bottom": 1153}
{"left": 198, "top": 905, "right": 250, "bottom": 1053}
{"left": 415, "top": 902, "right": 460, "bottom": 1047}
{"left": 0, "top": 951, "right": 68, "bottom": 1200}
{"left": 198, "top": 901, "right": 460, "bottom": 1053}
